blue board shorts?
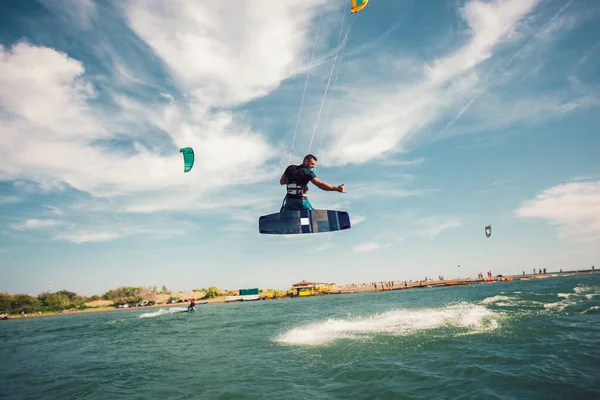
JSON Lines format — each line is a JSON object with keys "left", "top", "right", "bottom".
{"left": 282, "top": 196, "right": 315, "bottom": 212}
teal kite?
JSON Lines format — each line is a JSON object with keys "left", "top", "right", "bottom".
{"left": 485, "top": 225, "right": 491, "bottom": 238}
{"left": 179, "top": 147, "right": 194, "bottom": 173}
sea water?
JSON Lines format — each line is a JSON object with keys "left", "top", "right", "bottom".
{"left": 1, "top": 274, "right": 599, "bottom": 399}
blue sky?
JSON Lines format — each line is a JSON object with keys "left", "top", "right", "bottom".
{"left": 1, "top": 0, "right": 599, "bottom": 296}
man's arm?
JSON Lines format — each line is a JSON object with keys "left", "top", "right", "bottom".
{"left": 311, "top": 177, "right": 345, "bottom": 193}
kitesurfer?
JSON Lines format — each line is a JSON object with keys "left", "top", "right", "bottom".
{"left": 187, "top": 298, "right": 196, "bottom": 312}
{"left": 279, "top": 154, "right": 345, "bottom": 212}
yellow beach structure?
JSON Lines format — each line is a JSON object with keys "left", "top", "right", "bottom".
{"left": 291, "top": 280, "right": 337, "bottom": 297}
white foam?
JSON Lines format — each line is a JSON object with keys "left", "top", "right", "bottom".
{"left": 574, "top": 285, "right": 600, "bottom": 299}
{"left": 580, "top": 306, "right": 599, "bottom": 314}
{"left": 574, "top": 285, "right": 592, "bottom": 294}
{"left": 541, "top": 284, "right": 600, "bottom": 312}
{"left": 138, "top": 307, "right": 186, "bottom": 318}
{"left": 481, "top": 295, "right": 513, "bottom": 304}
{"left": 543, "top": 300, "right": 575, "bottom": 311}
{"left": 274, "top": 302, "right": 500, "bottom": 346}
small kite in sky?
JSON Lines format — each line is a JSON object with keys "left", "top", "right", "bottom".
{"left": 179, "top": 147, "right": 194, "bottom": 173}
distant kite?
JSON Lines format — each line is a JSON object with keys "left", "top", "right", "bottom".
{"left": 351, "top": 0, "right": 369, "bottom": 13}
{"left": 179, "top": 147, "right": 194, "bottom": 173}
{"left": 485, "top": 225, "right": 492, "bottom": 238}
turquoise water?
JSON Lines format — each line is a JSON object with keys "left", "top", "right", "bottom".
{"left": 2, "top": 274, "right": 599, "bottom": 399}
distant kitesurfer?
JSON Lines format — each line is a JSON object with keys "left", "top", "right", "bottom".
{"left": 187, "top": 298, "right": 196, "bottom": 312}
{"left": 279, "top": 154, "right": 345, "bottom": 212}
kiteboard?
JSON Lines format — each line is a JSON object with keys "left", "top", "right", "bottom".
{"left": 259, "top": 209, "right": 351, "bottom": 235}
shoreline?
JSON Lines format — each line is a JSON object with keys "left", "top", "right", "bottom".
{"left": 3, "top": 269, "right": 598, "bottom": 320}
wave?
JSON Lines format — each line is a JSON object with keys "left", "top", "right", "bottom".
{"left": 476, "top": 283, "right": 600, "bottom": 314}
{"left": 479, "top": 293, "right": 544, "bottom": 308}
{"left": 274, "top": 302, "right": 500, "bottom": 346}
{"left": 138, "top": 307, "right": 187, "bottom": 318}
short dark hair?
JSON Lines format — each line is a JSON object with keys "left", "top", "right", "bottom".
{"left": 304, "top": 154, "right": 317, "bottom": 162}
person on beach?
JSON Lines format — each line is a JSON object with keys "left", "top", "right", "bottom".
{"left": 279, "top": 154, "right": 345, "bottom": 212}
{"left": 187, "top": 298, "right": 196, "bottom": 312}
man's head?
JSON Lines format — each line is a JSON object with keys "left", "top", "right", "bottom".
{"left": 302, "top": 154, "right": 317, "bottom": 170}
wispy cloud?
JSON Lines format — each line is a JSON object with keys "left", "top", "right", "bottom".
{"left": 8, "top": 211, "right": 191, "bottom": 243}
{"left": 123, "top": 0, "right": 328, "bottom": 107}
{"left": 0, "top": 196, "right": 20, "bottom": 204}
{"left": 13, "top": 180, "right": 68, "bottom": 194}
{"left": 346, "top": 182, "right": 430, "bottom": 200}
{"left": 387, "top": 213, "right": 463, "bottom": 240}
{"left": 353, "top": 242, "right": 382, "bottom": 253}
{"left": 311, "top": 242, "right": 334, "bottom": 253}
{"left": 2, "top": 0, "right": 591, "bottom": 235}
{"left": 0, "top": 0, "right": 322, "bottom": 217}
{"left": 378, "top": 157, "right": 425, "bottom": 167}
{"left": 315, "top": 0, "right": 544, "bottom": 165}
{"left": 515, "top": 179, "right": 600, "bottom": 243}
{"left": 307, "top": 0, "right": 600, "bottom": 166}
{"left": 11, "top": 219, "right": 64, "bottom": 231}
{"left": 474, "top": 179, "right": 514, "bottom": 195}
{"left": 412, "top": 216, "right": 463, "bottom": 240}
{"left": 40, "top": 0, "right": 98, "bottom": 30}
{"left": 53, "top": 231, "right": 121, "bottom": 244}
{"left": 351, "top": 215, "right": 367, "bottom": 225}
{"left": 576, "top": 38, "right": 600, "bottom": 70}
{"left": 52, "top": 222, "right": 186, "bottom": 244}
{"left": 45, "top": 205, "right": 64, "bottom": 215}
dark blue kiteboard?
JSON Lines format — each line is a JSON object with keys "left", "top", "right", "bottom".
{"left": 259, "top": 210, "right": 351, "bottom": 235}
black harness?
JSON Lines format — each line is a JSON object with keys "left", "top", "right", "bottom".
{"left": 284, "top": 165, "right": 312, "bottom": 198}
{"left": 280, "top": 165, "right": 315, "bottom": 212}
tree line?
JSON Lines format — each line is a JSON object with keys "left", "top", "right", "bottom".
{"left": 0, "top": 290, "right": 90, "bottom": 314}
{"left": 0, "top": 285, "right": 224, "bottom": 315}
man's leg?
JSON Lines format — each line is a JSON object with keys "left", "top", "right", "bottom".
{"left": 302, "top": 197, "right": 315, "bottom": 210}
{"left": 281, "top": 197, "right": 305, "bottom": 212}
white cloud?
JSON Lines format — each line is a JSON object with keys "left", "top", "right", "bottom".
{"left": 53, "top": 231, "right": 122, "bottom": 244}
{"left": 351, "top": 215, "right": 366, "bottom": 225}
{"left": 378, "top": 157, "right": 425, "bottom": 167}
{"left": 515, "top": 180, "right": 600, "bottom": 243}
{"left": 0, "top": 41, "right": 278, "bottom": 214}
{"left": 0, "top": 0, "right": 336, "bottom": 219}
{"left": 40, "top": 0, "right": 98, "bottom": 30}
{"left": 13, "top": 180, "right": 67, "bottom": 194}
{"left": 311, "top": 242, "right": 334, "bottom": 252}
{"left": 353, "top": 242, "right": 381, "bottom": 253}
{"left": 316, "top": 0, "right": 592, "bottom": 166}
{"left": 51, "top": 222, "right": 186, "bottom": 244}
{"left": 346, "top": 182, "right": 429, "bottom": 200}
{"left": 426, "top": 0, "right": 541, "bottom": 84}
{"left": 45, "top": 205, "right": 64, "bottom": 215}
{"left": 0, "top": 196, "right": 20, "bottom": 204}
{"left": 11, "top": 219, "right": 64, "bottom": 231}
{"left": 441, "top": 80, "right": 599, "bottom": 140}
{"left": 123, "top": 0, "right": 328, "bottom": 107}
{"left": 1, "top": 0, "right": 593, "bottom": 251}
{"left": 413, "top": 216, "right": 463, "bottom": 239}
{"left": 387, "top": 213, "right": 462, "bottom": 240}
{"left": 0, "top": 43, "right": 101, "bottom": 140}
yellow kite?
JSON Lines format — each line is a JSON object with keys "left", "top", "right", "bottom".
{"left": 351, "top": 0, "right": 369, "bottom": 14}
